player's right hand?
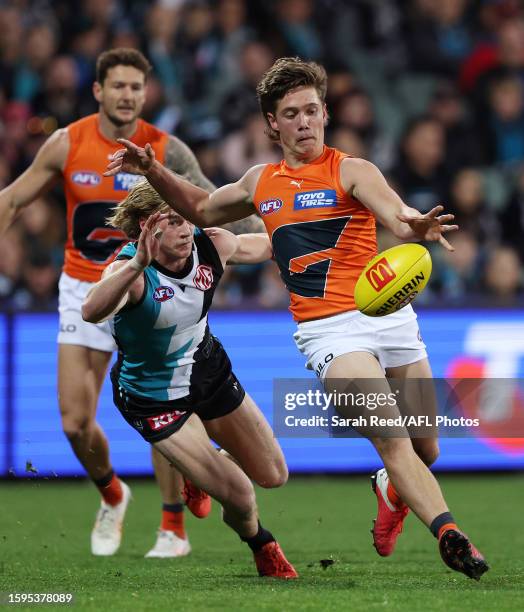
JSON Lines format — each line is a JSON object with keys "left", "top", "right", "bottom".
{"left": 133, "top": 212, "right": 167, "bottom": 269}
{"left": 104, "top": 139, "right": 156, "bottom": 176}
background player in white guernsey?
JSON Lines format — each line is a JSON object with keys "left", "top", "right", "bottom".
{"left": 0, "top": 48, "right": 264, "bottom": 558}
{"left": 104, "top": 57, "right": 489, "bottom": 580}
{"left": 81, "top": 180, "right": 297, "bottom": 579}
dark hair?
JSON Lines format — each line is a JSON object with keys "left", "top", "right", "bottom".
{"left": 96, "top": 48, "right": 152, "bottom": 84}
{"left": 256, "top": 57, "right": 328, "bottom": 141}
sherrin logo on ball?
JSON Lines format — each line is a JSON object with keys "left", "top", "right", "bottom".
{"left": 354, "top": 243, "right": 432, "bottom": 317}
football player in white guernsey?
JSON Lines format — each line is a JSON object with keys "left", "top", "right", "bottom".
{"left": 82, "top": 181, "right": 298, "bottom": 578}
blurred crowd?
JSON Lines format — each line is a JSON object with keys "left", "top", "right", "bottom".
{"left": 1, "top": 0, "right": 524, "bottom": 311}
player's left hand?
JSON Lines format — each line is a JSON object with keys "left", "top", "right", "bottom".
{"left": 104, "top": 139, "right": 156, "bottom": 177}
{"left": 397, "top": 205, "right": 458, "bottom": 251}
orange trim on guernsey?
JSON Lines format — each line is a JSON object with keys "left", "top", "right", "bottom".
{"left": 62, "top": 114, "right": 168, "bottom": 282}
{"left": 253, "top": 146, "right": 377, "bottom": 322}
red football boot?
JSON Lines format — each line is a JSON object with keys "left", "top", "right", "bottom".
{"left": 439, "top": 529, "right": 489, "bottom": 580}
{"left": 371, "top": 468, "right": 410, "bottom": 556}
{"left": 254, "top": 541, "right": 298, "bottom": 579}
{"left": 183, "top": 478, "right": 212, "bottom": 519}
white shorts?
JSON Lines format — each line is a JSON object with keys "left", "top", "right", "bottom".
{"left": 293, "top": 306, "right": 427, "bottom": 380}
{"left": 57, "top": 271, "right": 117, "bottom": 352}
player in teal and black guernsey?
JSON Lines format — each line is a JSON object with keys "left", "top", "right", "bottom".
{"left": 111, "top": 227, "right": 224, "bottom": 403}
{"left": 82, "top": 180, "right": 298, "bottom": 579}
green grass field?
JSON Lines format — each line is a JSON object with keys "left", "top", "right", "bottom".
{"left": 1, "top": 474, "right": 523, "bottom": 611}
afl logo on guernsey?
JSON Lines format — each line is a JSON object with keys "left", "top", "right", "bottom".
{"left": 259, "top": 198, "right": 283, "bottom": 216}
{"left": 153, "top": 286, "right": 175, "bottom": 302}
{"left": 72, "top": 171, "right": 101, "bottom": 186}
{"left": 194, "top": 264, "right": 214, "bottom": 290}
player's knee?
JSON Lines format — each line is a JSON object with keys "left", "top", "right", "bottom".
{"left": 372, "top": 436, "right": 412, "bottom": 461}
{"left": 256, "top": 462, "right": 288, "bottom": 489}
{"left": 417, "top": 442, "right": 440, "bottom": 466}
{"left": 60, "top": 412, "right": 92, "bottom": 442}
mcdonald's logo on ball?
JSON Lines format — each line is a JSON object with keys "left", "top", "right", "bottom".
{"left": 365, "top": 257, "right": 397, "bottom": 291}
{"left": 355, "top": 244, "right": 432, "bottom": 317}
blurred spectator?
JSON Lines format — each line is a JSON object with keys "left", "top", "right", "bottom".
{"left": 143, "top": 2, "right": 181, "bottom": 98}
{"left": 331, "top": 88, "right": 395, "bottom": 169}
{"left": 193, "top": 141, "right": 229, "bottom": 187}
{"left": 219, "top": 39, "right": 274, "bottom": 133}
{"left": 11, "top": 248, "right": 59, "bottom": 312}
{"left": 0, "top": 6, "right": 24, "bottom": 85}
{"left": 220, "top": 113, "right": 280, "bottom": 181}
{"left": 483, "top": 244, "right": 523, "bottom": 305}
{"left": 174, "top": 2, "right": 220, "bottom": 115}
{"left": 13, "top": 22, "right": 58, "bottom": 103}
{"left": 324, "top": 63, "right": 357, "bottom": 109}
{"left": 213, "top": 0, "right": 255, "bottom": 96}
{"left": 447, "top": 168, "right": 499, "bottom": 246}
{"left": 485, "top": 74, "right": 524, "bottom": 166}
{"left": 32, "top": 56, "right": 82, "bottom": 127}
{"left": 499, "top": 168, "right": 524, "bottom": 262}
{"left": 390, "top": 115, "right": 449, "bottom": 211}
{"left": 274, "top": 0, "right": 323, "bottom": 61}
{"left": 406, "top": 0, "right": 474, "bottom": 77}
{"left": 141, "top": 74, "right": 182, "bottom": 135}
{"left": 327, "top": 127, "right": 368, "bottom": 160}
{"left": 1, "top": 101, "right": 32, "bottom": 169}
{"left": 428, "top": 80, "right": 486, "bottom": 167}
{"left": 432, "top": 230, "right": 483, "bottom": 301}
{"left": 17, "top": 197, "right": 65, "bottom": 269}
{"left": 467, "top": 18, "right": 524, "bottom": 117}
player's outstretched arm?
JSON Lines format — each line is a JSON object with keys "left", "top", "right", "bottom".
{"left": 165, "top": 135, "right": 216, "bottom": 193}
{"left": 82, "top": 212, "right": 166, "bottom": 323}
{"left": 105, "top": 139, "right": 261, "bottom": 227}
{"left": 342, "top": 158, "right": 458, "bottom": 251}
{"left": 0, "top": 129, "right": 68, "bottom": 234}
{"left": 205, "top": 228, "right": 272, "bottom": 265}
{"left": 164, "top": 136, "right": 265, "bottom": 234}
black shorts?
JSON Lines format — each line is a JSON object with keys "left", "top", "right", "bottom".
{"left": 111, "top": 336, "right": 246, "bottom": 443}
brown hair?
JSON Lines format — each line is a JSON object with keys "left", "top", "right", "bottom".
{"left": 96, "top": 48, "right": 152, "bottom": 84}
{"left": 256, "top": 57, "right": 328, "bottom": 141}
{"left": 106, "top": 180, "right": 169, "bottom": 239}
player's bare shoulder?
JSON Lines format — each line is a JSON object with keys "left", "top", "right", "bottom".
{"left": 204, "top": 227, "right": 239, "bottom": 264}
{"left": 239, "top": 164, "right": 268, "bottom": 198}
{"left": 37, "top": 127, "right": 70, "bottom": 172}
{"left": 340, "top": 157, "right": 379, "bottom": 195}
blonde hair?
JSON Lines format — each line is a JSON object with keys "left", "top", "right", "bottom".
{"left": 106, "top": 180, "right": 170, "bottom": 239}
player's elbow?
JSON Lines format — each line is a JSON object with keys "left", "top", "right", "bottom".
{"left": 194, "top": 198, "right": 216, "bottom": 227}
{"left": 81, "top": 300, "right": 101, "bottom": 324}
